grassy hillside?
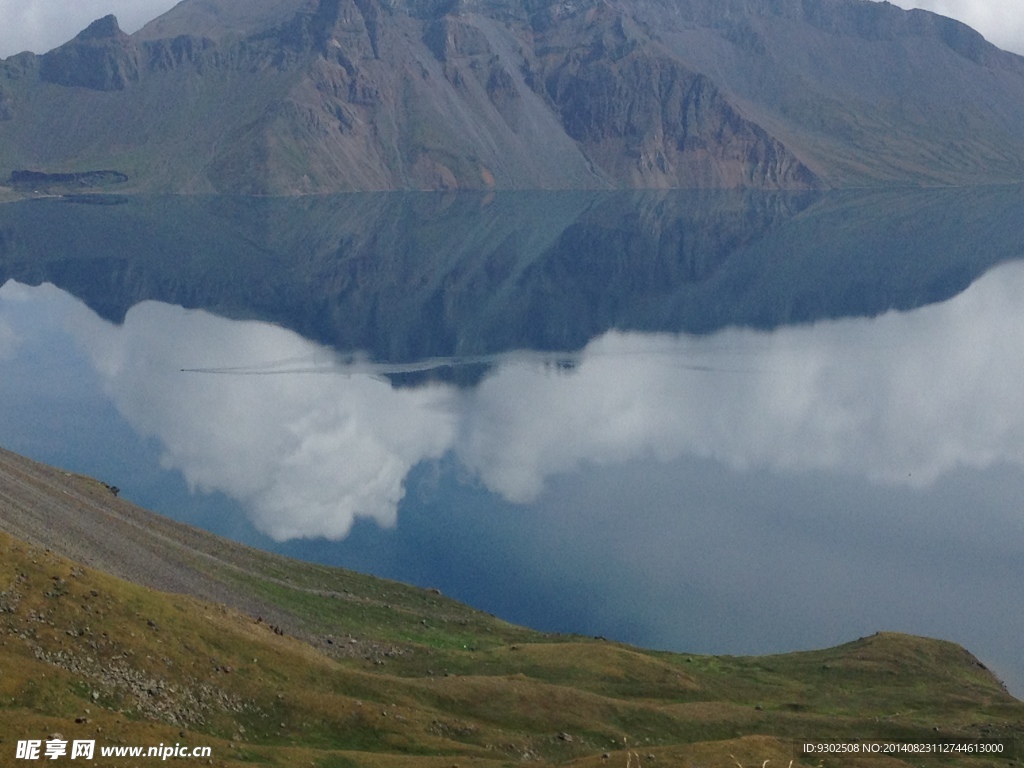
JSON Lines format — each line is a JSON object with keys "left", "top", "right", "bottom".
{"left": 0, "top": 447, "right": 1021, "bottom": 766}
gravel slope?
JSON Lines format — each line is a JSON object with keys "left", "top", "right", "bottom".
{"left": 0, "top": 445, "right": 313, "bottom": 633}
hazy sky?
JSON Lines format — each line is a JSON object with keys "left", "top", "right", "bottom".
{"left": 0, "top": 0, "right": 1022, "bottom": 58}
{"left": 889, "top": 0, "right": 1024, "bottom": 55}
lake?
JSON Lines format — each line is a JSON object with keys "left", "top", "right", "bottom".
{"left": 2, "top": 187, "right": 1023, "bottom": 696}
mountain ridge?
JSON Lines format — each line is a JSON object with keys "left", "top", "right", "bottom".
{"left": 2, "top": 0, "right": 1024, "bottom": 192}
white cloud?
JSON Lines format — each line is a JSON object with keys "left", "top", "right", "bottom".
{"left": 67, "top": 300, "right": 458, "bottom": 541}
{"left": 10, "top": 257, "right": 1024, "bottom": 543}
{"left": 11, "top": 273, "right": 1024, "bottom": 696}
{"left": 457, "top": 260, "right": 1024, "bottom": 501}
{"left": 0, "top": 319, "right": 18, "bottom": 360}
{"left": 0, "top": 280, "right": 28, "bottom": 359}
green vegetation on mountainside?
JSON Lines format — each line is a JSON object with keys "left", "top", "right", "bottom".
{"left": 0, "top": 451, "right": 1021, "bottom": 767}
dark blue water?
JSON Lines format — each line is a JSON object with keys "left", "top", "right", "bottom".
{"left": 2, "top": 187, "right": 1023, "bottom": 696}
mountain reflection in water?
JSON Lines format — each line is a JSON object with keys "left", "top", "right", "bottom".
{"left": 1, "top": 187, "right": 1024, "bottom": 696}
{"left": 3, "top": 186, "right": 1022, "bottom": 366}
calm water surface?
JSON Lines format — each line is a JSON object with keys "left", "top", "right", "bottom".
{"left": 2, "top": 188, "right": 1023, "bottom": 695}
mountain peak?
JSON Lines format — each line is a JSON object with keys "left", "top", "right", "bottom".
{"left": 5, "top": 0, "right": 1024, "bottom": 190}
{"left": 39, "top": 14, "right": 139, "bottom": 91}
{"left": 76, "top": 14, "right": 126, "bottom": 41}
{"left": 134, "top": 0, "right": 315, "bottom": 43}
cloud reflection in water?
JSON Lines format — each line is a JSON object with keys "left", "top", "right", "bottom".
{"left": 459, "top": 262, "right": 1024, "bottom": 501}
{"left": 67, "top": 299, "right": 456, "bottom": 540}
{"left": 6, "top": 259, "right": 1024, "bottom": 542}
{"left": 8, "top": 260, "right": 1013, "bottom": 541}
{"left": 5, "top": 264, "right": 1024, "bottom": 693}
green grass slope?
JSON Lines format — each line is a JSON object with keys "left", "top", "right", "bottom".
{"left": 0, "top": 447, "right": 1022, "bottom": 767}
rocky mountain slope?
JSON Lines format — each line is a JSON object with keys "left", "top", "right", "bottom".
{"left": 2, "top": 0, "right": 1024, "bottom": 192}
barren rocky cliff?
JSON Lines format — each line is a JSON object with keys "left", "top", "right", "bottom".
{"left": 2, "top": 0, "right": 1024, "bottom": 192}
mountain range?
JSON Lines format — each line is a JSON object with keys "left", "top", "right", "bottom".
{"left": 2, "top": 0, "right": 1024, "bottom": 192}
